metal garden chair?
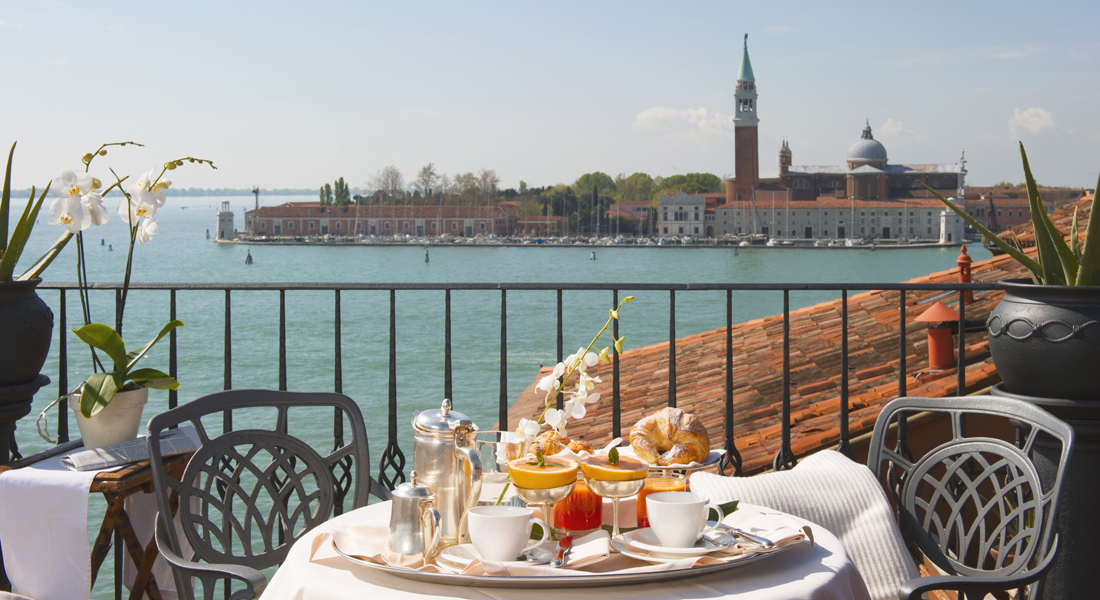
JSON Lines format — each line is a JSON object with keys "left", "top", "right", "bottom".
{"left": 868, "top": 396, "right": 1074, "bottom": 600}
{"left": 146, "top": 389, "right": 390, "bottom": 600}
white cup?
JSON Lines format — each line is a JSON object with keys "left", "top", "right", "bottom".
{"left": 645, "top": 491, "right": 724, "bottom": 549}
{"left": 466, "top": 505, "right": 548, "bottom": 562}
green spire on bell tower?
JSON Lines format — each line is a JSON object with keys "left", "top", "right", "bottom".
{"left": 737, "top": 33, "right": 755, "bottom": 81}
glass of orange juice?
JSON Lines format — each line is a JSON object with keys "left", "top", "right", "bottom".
{"left": 636, "top": 471, "right": 687, "bottom": 529}
{"left": 553, "top": 477, "right": 602, "bottom": 538}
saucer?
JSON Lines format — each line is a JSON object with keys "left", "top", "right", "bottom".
{"left": 619, "top": 528, "right": 733, "bottom": 557}
{"left": 609, "top": 536, "right": 734, "bottom": 565}
{"left": 437, "top": 544, "right": 552, "bottom": 569}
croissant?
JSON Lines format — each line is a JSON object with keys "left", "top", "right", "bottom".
{"left": 629, "top": 407, "right": 710, "bottom": 466}
{"left": 529, "top": 430, "right": 595, "bottom": 456}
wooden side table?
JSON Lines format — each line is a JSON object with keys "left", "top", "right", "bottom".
{"left": 0, "top": 445, "right": 190, "bottom": 600}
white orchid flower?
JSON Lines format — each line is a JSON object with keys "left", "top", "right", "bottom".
{"left": 135, "top": 216, "right": 159, "bottom": 244}
{"left": 514, "top": 418, "right": 541, "bottom": 444}
{"left": 48, "top": 194, "right": 91, "bottom": 233}
{"left": 51, "top": 168, "right": 93, "bottom": 201}
{"left": 535, "top": 362, "right": 566, "bottom": 395}
{"left": 544, "top": 409, "right": 567, "bottom": 434}
{"left": 118, "top": 192, "right": 158, "bottom": 226}
{"left": 129, "top": 167, "right": 168, "bottom": 209}
{"left": 583, "top": 352, "right": 599, "bottom": 368}
{"left": 81, "top": 193, "right": 109, "bottom": 226}
{"left": 563, "top": 399, "right": 586, "bottom": 420}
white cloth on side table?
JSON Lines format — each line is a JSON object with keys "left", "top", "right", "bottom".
{"left": 690, "top": 449, "right": 919, "bottom": 600}
{"left": 0, "top": 452, "right": 180, "bottom": 600}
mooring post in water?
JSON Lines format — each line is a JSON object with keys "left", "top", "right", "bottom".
{"left": 424, "top": 247, "right": 429, "bottom": 263}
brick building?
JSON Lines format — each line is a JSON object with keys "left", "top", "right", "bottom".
{"left": 244, "top": 203, "right": 514, "bottom": 237}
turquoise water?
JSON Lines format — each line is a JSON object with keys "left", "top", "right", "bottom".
{"left": 8, "top": 196, "right": 986, "bottom": 597}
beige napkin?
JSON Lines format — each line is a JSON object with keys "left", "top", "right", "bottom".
{"left": 309, "top": 520, "right": 449, "bottom": 572}
{"left": 719, "top": 505, "right": 813, "bottom": 555}
{"left": 461, "top": 530, "right": 611, "bottom": 576}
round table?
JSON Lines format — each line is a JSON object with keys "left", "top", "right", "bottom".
{"left": 263, "top": 501, "right": 869, "bottom": 600}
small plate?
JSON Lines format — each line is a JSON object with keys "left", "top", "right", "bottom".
{"left": 610, "top": 536, "right": 738, "bottom": 565}
{"left": 619, "top": 528, "right": 733, "bottom": 557}
{"left": 437, "top": 544, "right": 552, "bottom": 569}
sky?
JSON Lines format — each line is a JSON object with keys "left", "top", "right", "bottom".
{"left": 2, "top": 0, "right": 1098, "bottom": 193}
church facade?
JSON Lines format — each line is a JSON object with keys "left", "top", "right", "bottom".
{"left": 721, "top": 36, "right": 966, "bottom": 242}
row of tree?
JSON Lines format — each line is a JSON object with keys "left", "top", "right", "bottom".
{"left": 315, "top": 166, "right": 725, "bottom": 236}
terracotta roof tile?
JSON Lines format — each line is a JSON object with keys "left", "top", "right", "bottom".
{"left": 501, "top": 196, "right": 1091, "bottom": 476}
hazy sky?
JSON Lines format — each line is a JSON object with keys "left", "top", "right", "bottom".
{"left": 2, "top": 1, "right": 1098, "bottom": 192}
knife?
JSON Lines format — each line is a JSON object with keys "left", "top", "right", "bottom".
{"left": 550, "top": 535, "right": 573, "bottom": 568}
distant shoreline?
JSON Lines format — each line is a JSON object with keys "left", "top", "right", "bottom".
{"left": 217, "top": 238, "right": 962, "bottom": 250}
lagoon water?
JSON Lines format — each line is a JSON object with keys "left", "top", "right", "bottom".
{"left": 10, "top": 196, "right": 986, "bottom": 597}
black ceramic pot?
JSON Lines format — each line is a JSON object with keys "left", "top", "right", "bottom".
{"left": 0, "top": 278, "right": 54, "bottom": 387}
{"left": 986, "top": 279, "right": 1100, "bottom": 401}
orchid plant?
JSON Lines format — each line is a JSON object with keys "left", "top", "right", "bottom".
{"left": 495, "top": 296, "right": 633, "bottom": 502}
{"left": 48, "top": 143, "right": 216, "bottom": 418}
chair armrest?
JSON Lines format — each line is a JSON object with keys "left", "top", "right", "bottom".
{"left": 156, "top": 519, "right": 267, "bottom": 600}
{"left": 899, "top": 535, "right": 1058, "bottom": 600}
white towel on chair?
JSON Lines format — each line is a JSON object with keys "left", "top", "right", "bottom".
{"left": 691, "top": 449, "right": 919, "bottom": 600}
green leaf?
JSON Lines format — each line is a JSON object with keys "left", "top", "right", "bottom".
{"left": 1077, "top": 172, "right": 1100, "bottom": 286}
{"left": 535, "top": 450, "right": 546, "bottom": 467}
{"left": 80, "top": 372, "right": 119, "bottom": 418}
{"left": 124, "top": 320, "right": 184, "bottom": 372}
{"left": 608, "top": 446, "right": 619, "bottom": 465}
{"left": 1021, "top": 143, "right": 1075, "bottom": 285}
{"left": 17, "top": 230, "right": 73, "bottom": 281}
{"left": 0, "top": 141, "right": 14, "bottom": 254}
{"left": 1071, "top": 206, "right": 1081, "bottom": 261}
{"left": 71, "top": 324, "right": 128, "bottom": 370}
{"left": 128, "top": 368, "right": 179, "bottom": 390}
{"left": 919, "top": 182, "right": 1044, "bottom": 278}
{"left": 0, "top": 184, "right": 50, "bottom": 281}
{"left": 716, "top": 499, "right": 739, "bottom": 516}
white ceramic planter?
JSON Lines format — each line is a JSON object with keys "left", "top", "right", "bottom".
{"left": 69, "top": 386, "right": 149, "bottom": 450}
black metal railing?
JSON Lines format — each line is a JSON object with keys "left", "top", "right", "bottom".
{"left": 34, "top": 280, "right": 997, "bottom": 477}
{"left": 16, "top": 279, "right": 999, "bottom": 600}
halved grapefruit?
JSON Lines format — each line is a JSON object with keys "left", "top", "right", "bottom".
{"left": 508, "top": 455, "right": 578, "bottom": 489}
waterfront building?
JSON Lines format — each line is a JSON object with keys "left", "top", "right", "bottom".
{"left": 721, "top": 36, "right": 969, "bottom": 242}
{"left": 657, "top": 192, "right": 717, "bottom": 237}
{"left": 516, "top": 215, "right": 568, "bottom": 236}
{"left": 216, "top": 200, "right": 235, "bottom": 241}
{"left": 244, "top": 202, "right": 513, "bottom": 237}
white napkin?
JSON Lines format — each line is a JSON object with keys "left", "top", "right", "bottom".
{"left": 720, "top": 505, "right": 813, "bottom": 555}
{"left": 310, "top": 520, "right": 450, "bottom": 572}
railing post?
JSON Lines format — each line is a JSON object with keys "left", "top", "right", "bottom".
{"left": 279, "top": 290, "right": 286, "bottom": 391}
{"left": 722, "top": 289, "right": 743, "bottom": 476}
{"left": 612, "top": 290, "right": 621, "bottom": 440}
{"left": 223, "top": 290, "right": 232, "bottom": 391}
{"left": 499, "top": 290, "right": 508, "bottom": 432}
{"left": 334, "top": 290, "right": 342, "bottom": 394}
{"left": 444, "top": 290, "right": 452, "bottom": 403}
{"left": 773, "top": 290, "right": 797, "bottom": 471}
{"left": 668, "top": 290, "right": 676, "bottom": 408}
{"left": 556, "top": 289, "right": 563, "bottom": 410}
{"left": 169, "top": 290, "right": 177, "bottom": 410}
{"left": 957, "top": 289, "right": 966, "bottom": 396}
{"left": 896, "top": 290, "right": 910, "bottom": 458}
{"left": 838, "top": 290, "right": 851, "bottom": 458}
{"left": 58, "top": 289, "right": 68, "bottom": 443}
{"left": 378, "top": 289, "right": 406, "bottom": 490}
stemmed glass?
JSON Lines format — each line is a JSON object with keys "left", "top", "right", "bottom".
{"left": 512, "top": 482, "right": 576, "bottom": 540}
{"left": 585, "top": 478, "right": 646, "bottom": 543}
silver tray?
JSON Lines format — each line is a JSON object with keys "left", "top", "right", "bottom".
{"left": 330, "top": 537, "right": 795, "bottom": 589}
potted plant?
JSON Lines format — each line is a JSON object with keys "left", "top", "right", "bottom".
{"left": 0, "top": 142, "right": 77, "bottom": 388}
{"left": 45, "top": 143, "right": 215, "bottom": 449}
{"left": 920, "top": 142, "right": 1098, "bottom": 401}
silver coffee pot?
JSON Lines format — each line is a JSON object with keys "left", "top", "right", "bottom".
{"left": 384, "top": 471, "right": 442, "bottom": 568}
{"left": 411, "top": 399, "right": 483, "bottom": 548}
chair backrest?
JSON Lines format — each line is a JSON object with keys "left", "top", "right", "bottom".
{"left": 867, "top": 396, "right": 1073, "bottom": 583}
{"left": 147, "top": 389, "right": 389, "bottom": 574}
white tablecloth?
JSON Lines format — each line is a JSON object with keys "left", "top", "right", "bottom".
{"left": 262, "top": 502, "right": 870, "bottom": 600}
{"left": 0, "top": 451, "right": 178, "bottom": 600}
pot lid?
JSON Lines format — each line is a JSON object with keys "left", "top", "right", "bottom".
{"left": 413, "top": 398, "right": 474, "bottom": 434}
{"left": 391, "top": 471, "right": 434, "bottom": 500}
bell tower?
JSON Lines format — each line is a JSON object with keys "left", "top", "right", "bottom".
{"left": 733, "top": 34, "right": 760, "bottom": 202}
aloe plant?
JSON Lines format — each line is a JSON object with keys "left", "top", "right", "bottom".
{"left": 0, "top": 141, "right": 74, "bottom": 282}
{"left": 921, "top": 142, "right": 1099, "bottom": 286}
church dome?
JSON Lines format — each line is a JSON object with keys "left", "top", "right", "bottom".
{"left": 779, "top": 139, "right": 792, "bottom": 156}
{"left": 846, "top": 122, "right": 887, "bottom": 162}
